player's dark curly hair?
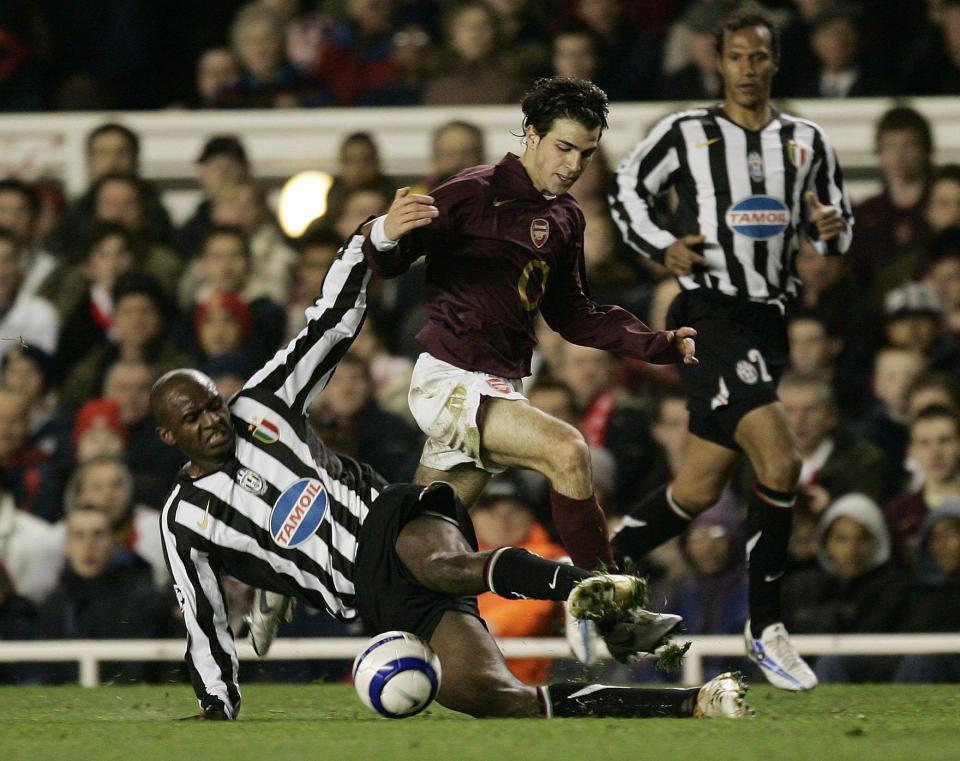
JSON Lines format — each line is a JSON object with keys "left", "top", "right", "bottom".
{"left": 520, "top": 77, "right": 609, "bottom": 137}
{"left": 714, "top": 11, "right": 780, "bottom": 60}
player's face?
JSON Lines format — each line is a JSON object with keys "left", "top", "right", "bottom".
{"left": 158, "top": 376, "right": 236, "bottom": 467}
{"left": 718, "top": 26, "right": 778, "bottom": 110}
{"left": 524, "top": 118, "right": 600, "bottom": 196}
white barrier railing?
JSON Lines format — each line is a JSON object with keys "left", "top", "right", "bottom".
{"left": 0, "top": 634, "right": 956, "bottom": 687}
{"left": 4, "top": 97, "right": 960, "bottom": 202}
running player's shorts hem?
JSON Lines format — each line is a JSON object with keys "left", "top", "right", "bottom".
{"left": 353, "top": 483, "right": 484, "bottom": 640}
{"left": 688, "top": 394, "right": 779, "bottom": 451}
{"left": 667, "top": 289, "right": 787, "bottom": 449}
{"left": 408, "top": 352, "right": 526, "bottom": 474}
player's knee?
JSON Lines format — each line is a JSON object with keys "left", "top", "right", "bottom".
{"left": 672, "top": 474, "right": 726, "bottom": 513}
{"left": 552, "top": 429, "right": 591, "bottom": 479}
{"left": 755, "top": 450, "right": 802, "bottom": 491}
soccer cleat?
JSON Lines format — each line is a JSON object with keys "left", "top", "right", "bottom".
{"left": 564, "top": 600, "right": 602, "bottom": 664}
{"left": 566, "top": 574, "right": 649, "bottom": 622}
{"left": 246, "top": 590, "right": 296, "bottom": 656}
{"left": 694, "top": 671, "right": 754, "bottom": 718}
{"left": 600, "top": 608, "right": 685, "bottom": 663}
{"left": 744, "top": 621, "right": 818, "bottom": 691}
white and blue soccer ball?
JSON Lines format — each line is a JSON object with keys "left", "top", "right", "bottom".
{"left": 352, "top": 631, "right": 442, "bottom": 718}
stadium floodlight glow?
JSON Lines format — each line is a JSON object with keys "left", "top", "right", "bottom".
{"left": 278, "top": 170, "right": 334, "bottom": 237}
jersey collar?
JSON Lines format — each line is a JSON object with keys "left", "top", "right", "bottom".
{"left": 494, "top": 153, "right": 557, "bottom": 201}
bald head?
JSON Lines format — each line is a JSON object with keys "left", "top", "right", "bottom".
{"left": 152, "top": 368, "right": 235, "bottom": 473}
{"left": 150, "top": 368, "right": 218, "bottom": 426}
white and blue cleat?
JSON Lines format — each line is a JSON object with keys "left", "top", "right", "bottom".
{"left": 744, "top": 621, "right": 818, "bottom": 691}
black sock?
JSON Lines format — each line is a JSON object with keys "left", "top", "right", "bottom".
{"left": 746, "top": 482, "right": 796, "bottom": 637}
{"left": 541, "top": 682, "right": 699, "bottom": 718}
{"left": 484, "top": 547, "right": 591, "bottom": 601}
{"left": 611, "top": 484, "right": 694, "bottom": 569}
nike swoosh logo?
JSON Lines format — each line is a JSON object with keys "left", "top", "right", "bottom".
{"left": 197, "top": 499, "right": 210, "bottom": 529}
{"left": 695, "top": 137, "right": 721, "bottom": 149}
{"left": 764, "top": 572, "right": 784, "bottom": 583}
{"left": 493, "top": 198, "right": 516, "bottom": 207}
{"left": 547, "top": 566, "right": 560, "bottom": 590}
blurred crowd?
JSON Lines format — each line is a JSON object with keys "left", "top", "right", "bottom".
{"left": 0, "top": 5, "right": 959, "bottom": 691}
{"left": 5, "top": 0, "right": 960, "bottom": 112}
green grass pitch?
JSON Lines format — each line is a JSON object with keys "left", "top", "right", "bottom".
{"left": 1, "top": 684, "right": 958, "bottom": 761}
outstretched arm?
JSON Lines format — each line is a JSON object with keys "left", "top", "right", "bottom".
{"left": 540, "top": 227, "right": 697, "bottom": 365}
{"left": 242, "top": 228, "right": 371, "bottom": 415}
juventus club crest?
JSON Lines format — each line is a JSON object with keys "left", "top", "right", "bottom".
{"left": 236, "top": 466, "right": 268, "bottom": 496}
{"left": 530, "top": 218, "right": 549, "bottom": 248}
{"left": 787, "top": 140, "right": 809, "bottom": 170}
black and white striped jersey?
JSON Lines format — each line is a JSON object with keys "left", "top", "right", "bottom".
{"left": 159, "top": 233, "right": 384, "bottom": 718}
{"left": 610, "top": 105, "right": 853, "bottom": 305}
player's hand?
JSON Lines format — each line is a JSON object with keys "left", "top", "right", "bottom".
{"left": 805, "top": 191, "right": 842, "bottom": 241}
{"left": 178, "top": 709, "right": 228, "bottom": 721}
{"left": 664, "top": 235, "right": 707, "bottom": 277}
{"left": 668, "top": 326, "right": 698, "bottom": 365}
{"left": 383, "top": 187, "right": 439, "bottom": 240}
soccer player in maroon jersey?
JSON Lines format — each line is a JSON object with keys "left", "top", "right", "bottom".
{"left": 362, "top": 77, "right": 698, "bottom": 572}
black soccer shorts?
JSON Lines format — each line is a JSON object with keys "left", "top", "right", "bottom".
{"left": 666, "top": 288, "right": 788, "bottom": 451}
{"left": 352, "top": 482, "right": 482, "bottom": 641}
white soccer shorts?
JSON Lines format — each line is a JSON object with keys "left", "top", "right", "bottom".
{"left": 408, "top": 352, "right": 526, "bottom": 474}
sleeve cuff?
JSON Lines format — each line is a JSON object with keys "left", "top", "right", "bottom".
{"left": 371, "top": 215, "right": 398, "bottom": 251}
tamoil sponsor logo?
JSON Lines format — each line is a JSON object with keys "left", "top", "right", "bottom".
{"left": 725, "top": 195, "right": 789, "bottom": 239}
{"left": 270, "top": 478, "right": 328, "bottom": 548}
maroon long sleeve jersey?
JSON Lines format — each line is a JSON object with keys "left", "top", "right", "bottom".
{"left": 362, "top": 153, "right": 677, "bottom": 378}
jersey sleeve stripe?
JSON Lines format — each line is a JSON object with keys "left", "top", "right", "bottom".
{"left": 161, "top": 495, "right": 240, "bottom": 718}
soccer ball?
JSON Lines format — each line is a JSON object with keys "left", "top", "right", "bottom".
{"left": 352, "top": 631, "right": 442, "bottom": 718}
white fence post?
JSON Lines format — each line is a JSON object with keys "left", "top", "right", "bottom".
{"left": 78, "top": 653, "right": 98, "bottom": 688}
{"left": 681, "top": 651, "right": 704, "bottom": 685}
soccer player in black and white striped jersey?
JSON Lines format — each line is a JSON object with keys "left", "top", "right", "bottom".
{"left": 153, "top": 211, "right": 748, "bottom": 721}
{"left": 608, "top": 11, "right": 853, "bottom": 692}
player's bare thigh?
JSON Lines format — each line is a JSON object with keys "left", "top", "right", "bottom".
{"left": 479, "top": 397, "right": 592, "bottom": 497}
{"left": 671, "top": 432, "right": 740, "bottom": 512}
{"left": 734, "top": 402, "right": 802, "bottom": 490}
{"left": 429, "top": 609, "right": 539, "bottom": 718}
